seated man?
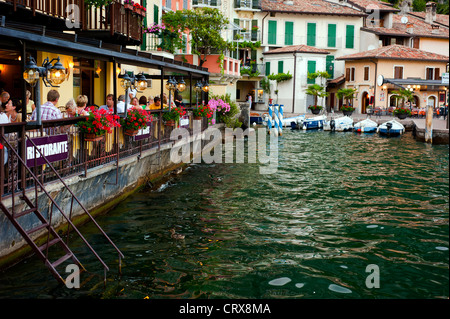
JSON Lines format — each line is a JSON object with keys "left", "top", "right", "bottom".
{"left": 116, "top": 95, "right": 127, "bottom": 114}
{"left": 30, "top": 89, "right": 62, "bottom": 121}
{"left": 148, "top": 96, "right": 167, "bottom": 110}
{"left": 99, "top": 94, "right": 115, "bottom": 112}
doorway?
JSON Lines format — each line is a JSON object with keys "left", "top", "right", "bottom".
{"left": 361, "top": 91, "right": 369, "bottom": 114}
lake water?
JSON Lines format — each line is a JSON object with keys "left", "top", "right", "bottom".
{"left": 0, "top": 130, "right": 448, "bottom": 299}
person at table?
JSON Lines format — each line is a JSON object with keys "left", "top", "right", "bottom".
{"left": 148, "top": 96, "right": 167, "bottom": 110}
{"left": 31, "top": 89, "right": 62, "bottom": 121}
{"left": 99, "top": 94, "right": 115, "bottom": 113}
{"left": 139, "top": 96, "right": 147, "bottom": 109}
{"left": 25, "top": 90, "right": 35, "bottom": 115}
{"left": 75, "top": 95, "right": 89, "bottom": 116}
{"left": 131, "top": 97, "right": 140, "bottom": 108}
{"left": 3, "top": 98, "right": 23, "bottom": 123}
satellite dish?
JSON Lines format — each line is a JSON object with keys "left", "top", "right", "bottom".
{"left": 401, "top": 16, "right": 409, "bottom": 24}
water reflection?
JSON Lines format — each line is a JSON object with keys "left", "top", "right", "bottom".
{"left": 0, "top": 131, "right": 448, "bottom": 299}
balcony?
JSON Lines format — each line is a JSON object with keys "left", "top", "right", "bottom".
{"left": 240, "top": 62, "right": 264, "bottom": 78}
{"left": 193, "top": 0, "right": 221, "bottom": 7}
{"left": 0, "top": 0, "right": 143, "bottom": 45}
{"left": 234, "top": 0, "right": 261, "bottom": 11}
{"left": 236, "top": 29, "right": 261, "bottom": 42}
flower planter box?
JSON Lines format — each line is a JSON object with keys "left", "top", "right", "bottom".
{"left": 193, "top": 116, "right": 203, "bottom": 121}
{"left": 124, "top": 129, "right": 140, "bottom": 136}
{"left": 124, "top": 4, "right": 133, "bottom": 10}
{"left": 311, "top": 108, "right": 321, "bottom": 115}
{"left": 396, "top": 113, "right": 408, "bottom": 120}
{"left": 343, "top": 111, "right": 353, "bottom": 116}
{"left": 84, "top": 133, "right": 104, "bottom": 142}
{"left": 164, "top": 120, "right": 176, "bottom": 127}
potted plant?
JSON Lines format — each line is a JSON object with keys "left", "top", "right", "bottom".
{"left": 393, "top": 107, "right": 411, "bottom": 119}
{"left": 341, "top": 105, "right": 356, "bottom": 116}
{"left": 336, "top": 88, "right": 357, "bottom": 115}
{"left": 121, "top": 107, "right": 152, "bottom": 136}
{"left": 77, "top": 108, "right": 121, "bottom": 141}
{"left": 162, "top": 106, "right": 186, "bottom": 126}
{"left": 391, "top": 89, "right": 414, "bottom": 119}
{"left": 124, "top": 0, "right": 134, "bottom": 10}
{"left": 192, "top": 105, "right": 213, "bottom": 121}
{"left": 305, "top": 84, "right": 329, "bottom": 114}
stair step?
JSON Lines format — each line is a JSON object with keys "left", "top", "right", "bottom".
{"left": 26, "top": 223, "right": 49, "bottom": 235}
{"left": 13, "top": 207, "right": 37, "bottom": 219}
{"left": 38, "top": 238, "right": 61, "bottom": 251}
{"left": 52, "top": 253, "right": 73, "bottom": 268}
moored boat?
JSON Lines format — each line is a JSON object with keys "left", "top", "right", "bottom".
{"left": 297, "top": 115, "right": 327, "bottom": 130}
{"left": 353, "top": 118, "right": 378, "bottom": 133}
{"left": 377, "top": 119, "right": 405, "bottom": 136}
{"left": 323, "top": 116, "right": 353, "bottom": 132}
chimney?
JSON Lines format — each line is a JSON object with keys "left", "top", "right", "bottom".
{"left": 399, "top": 0, "right": 412, "bottom": 15}
{"left": 425, "top": 2, "right": 437, "bottom": 24}
{"left": 406, "top": 23, "right": 414, "bottom": 33}
{"left": 431, "top": 24, "right": 440, "bottom": 34}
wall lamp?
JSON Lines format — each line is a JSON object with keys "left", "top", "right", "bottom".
{"left": 23, "top": 56, "right": 67, "bottom": 87}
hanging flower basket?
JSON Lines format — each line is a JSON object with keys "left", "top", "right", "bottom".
{"left": 124, "top": 0, "right": 134, "bottom": 10}
{"left": 120, "top": 107, "right": 152, "bottom": 136}
{"left": 194, "top": 116, "right": 203, "bottom": 121}
{"left": 84, "top": 133, "right": 105, "bottom": 142}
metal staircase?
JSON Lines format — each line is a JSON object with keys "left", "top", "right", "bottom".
{"left": 0, "top": 134, "right": 124, "bottom": 285}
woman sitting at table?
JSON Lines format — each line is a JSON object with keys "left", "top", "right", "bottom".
{"left": 3, "top": 98, "right": 22, "bottom": 123}
{"left": 75, "top": 95, "right": 89, "bottom": 116}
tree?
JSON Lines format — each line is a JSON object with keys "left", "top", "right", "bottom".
{"left": 391, "top": 89, "right": 414, "bottom": 109}
{"left": 305, "top": 84, "right": 329, "bottom": 108}
{"left": 162, "top": 7, "right": 232, "bottom": 67}
{"left": 336, "top": 88, "right": 358, "bottom": 107}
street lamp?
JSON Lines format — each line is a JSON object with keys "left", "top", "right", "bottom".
{"left": 119, "top": 71, "right": 148, "bottom": 115}
{"left": 23, "top": 56, "right": 67, "bottom": 87}
{"left": 194, "top": 80, "right": 203, "bottom": 107}
{"left": 177, "top": 77, "right": 186, "bottom": 92}
{"left": 166, "top": 77, "right": 178, "bottom": 111}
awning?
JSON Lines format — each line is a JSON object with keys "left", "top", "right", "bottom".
{"left": 384, "top": 78, "right": 449, "bottom": 90}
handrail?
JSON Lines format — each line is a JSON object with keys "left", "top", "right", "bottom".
{"left": 25, "top": 134, "right": 125, "bottom": 259}
{"left": 0, "top": 135, "right": 113, "bottom": 272}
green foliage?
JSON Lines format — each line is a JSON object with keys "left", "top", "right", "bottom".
{"left": 267, "top": 71, "right": 292, "bottom": 83}
{"left": 260, "top": 77, "right": 271, "bottom": 96}
{"left": 306, "top": 84, "right": 329, "bottom": 107}
{"left": 391, "top": 89, "right": 414, "bottom": 108}
{"left": 84, "top": 0, "right": 113, "bottom": 8}
{"left": 162, "top": 7, "right": 232, "bottom": 67}
{"left": 307, "top": 71, "right": 331, "bottom": 80}
{"left": 209, "top": 93, "right": 241, "bottom": 128}
{"left": 232, "top": 41, "right": 262, "bottom": 51}
{"left": 336, "top": 88, "right": 358, "bottom": 106}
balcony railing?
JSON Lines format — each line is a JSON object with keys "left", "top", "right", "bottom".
{"left": 234, "top": 0, "right": 261, "bottom": 10}
{"left": 0, "top": 0, "right": 143, "bottom": 44}
{"left": 0, "top": 109, "right": 209, "bottom": 198}
{"left": 240, "top": 63, "right": 264, "bottom": 77}
{"left": 236, "top": 29, "right": 261, "bottom": 42}
{"left": 193, "top": 0, "right": 221, "bottom": 6}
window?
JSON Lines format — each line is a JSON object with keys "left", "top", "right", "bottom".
{"left": 346, "top": 67, "right": 355, "bottom": 82}
{"left": 327, "top": 24, "right": 336, "bottom": 48}
{"left": 326, "top": 55, "right": 334, "bottom": 78}
{"left": 411, "top": 38, "right": 420, "bottom": 49}
{"left": 346, "top": 25, "right": 355, "bottom": 49}
{"left": 364, "top": 66, "right": 370, "bottom": 81}
{"left": 426, "top": 67, "right": 441, "bottom": 80}
{"left": 154, "top": 4, "right": 159, "bottom": 23}
{"left": 251, "top": 19, "right": 259, "bottom": 41}
{"left": 394, "top": 66, "right": 403, "bottom": 79}
{"left": 268, "top": 21, "right": 277, "bottom": 45}
{"left": 307, "top": 60, "right": 316, "bottom": 84}
{"left": 307, "top": 23, "right": 316, "bottom": 46}
{"left": 278, "top": 61, "right": 284, "bottom": 74}
{"left": 285, "top": 21, "right": 293, "bottom": 45}
{"left": 265, "top": 61, "right": 271, "bottom": 76}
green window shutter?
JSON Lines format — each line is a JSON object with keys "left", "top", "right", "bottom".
{"left": 265, "top": 61, "right": 271, "bottom": 76}
{"left": 285, "top": 21, "right": 293, "bottom": 45}
{"left": 193, "top": 0, "right": 198, "bottom": 5}
{"left": 268, "top": 21, "right": 277, "bottom": 45}
{"left": 141, "top": 0, "right": 148, "bottom": 51}
{"left": 326, "top": 55, "right": 334, "bottom": 79}
{"left": 235, "top": 0, "right": 241, "bottom": 8}
{"left": 307, "top": 60, "right": 316, "bottom": 84}
{"left": 278, "top": 61, "right": 284, "bottom": 74}
{"left": 251, "top": 49, "right": 257, "bottom": 61}
{"left": 210, "top": 0, "right": 217, "bottom": 6}
{"left": 251, "top": 19, "right": 258, "bottom": 41}
{"left": 327, "top": 24, "right": 336, "bottom": 48}
{"left": 346, "top": 25, "right": 355, "bottom": 49}
{"left": 154, "top": 4, "right": 159, "bottom": 23}
{"left": 252, "top": 0, "right": 260, "bottom": 9}
{"left": 307, "top": 23, "right": 316, "bottom": 46}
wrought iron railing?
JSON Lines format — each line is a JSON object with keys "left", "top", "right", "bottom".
{"left": 0, "top": 108, "right": 209, "bottom": 198}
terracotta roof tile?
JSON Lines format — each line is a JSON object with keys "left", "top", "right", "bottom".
{"left": 263, "top": 44, "right": 330, "bottom": 55}
{"left": 362, "top": 14, "right": 449, "bottom": 38}
{"left": 336, "top": 44, "right": 449, "bottom": 61}
{"left": 260, "top": 0, "right": 366, "bottom": 16}
{"left": 347, "top": 0, "right": 400, "bottom": 12}
{"left": 408, "top": 11, "right": 450, "bottom": 27}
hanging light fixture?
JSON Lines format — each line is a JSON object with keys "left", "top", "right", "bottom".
{"left": 47, "top": 57, "right": 66, "bottom": 85}
{"left": 177, "top": 77, "right": 186, "bottom": 92}
{"left": 120, "top": 72, "right": 133, "bottom": 90}
{"left": 194, "top": 80, "right": 203, "bottom": 93}
{"left": 23, "top": 57, "right": 41, "bottom": 87}
{"left": 166, "top": 77, "right": 178, "bottom": 92}
{"left": 202, "top": 79, "right": 210, "bottom": 93}
{"left": 135, "top": 73, "right": 148, "bottom": 91}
